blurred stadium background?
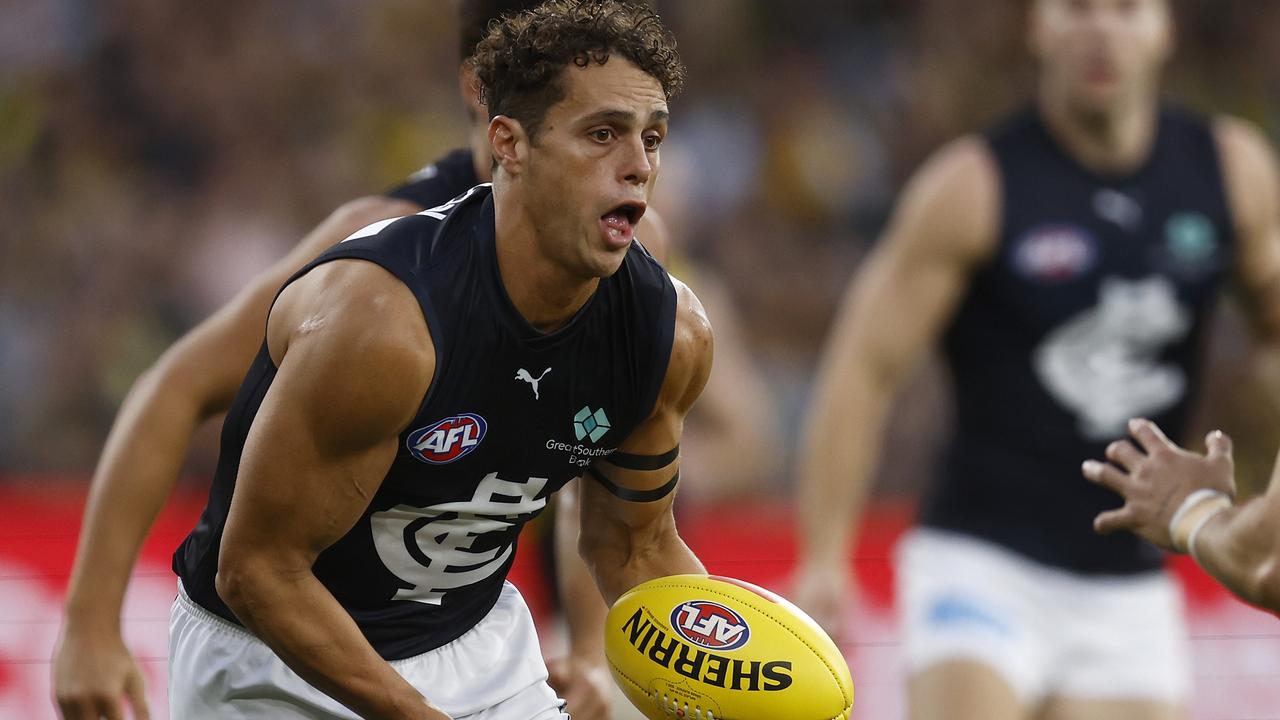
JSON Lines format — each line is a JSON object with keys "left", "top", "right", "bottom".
{"left": 1, "top": 0, "right": 1278, "bottom": 718}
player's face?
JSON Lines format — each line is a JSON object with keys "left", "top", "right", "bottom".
{"left": 521, "top": 58, "right": 667, "bottom": 279}
{"left": 1031, "top": 0, "right": 1172, "bottom": 113}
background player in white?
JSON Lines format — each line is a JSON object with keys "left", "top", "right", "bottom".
{"left": 1082, "top": 419, "right": 1280, "bottom": 614}
{"left": 794, "top": 0, "right": 1280, "bottom": 719}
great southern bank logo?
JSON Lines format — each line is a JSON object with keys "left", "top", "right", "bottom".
{"left": 573, "top": 406, "right": 611, "bottom": 443}
{"left": 407, "top": 414, "right": 487, "bottom": 465}
{"left": 670, "top": 600, "right": 751, "bottom": 651}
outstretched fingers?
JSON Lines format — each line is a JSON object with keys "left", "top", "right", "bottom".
{"left": 1104, "top": 439, "right": 1143, "bottom": 472}
{"left": 1082, "top": 459, "right": 1133, "bottom": 496}
{"left": 1093, "top": 505, "right": 1138, "bottom": 535}
{"left": 1127, "top": 418, "right": 1173, "bottom": 455}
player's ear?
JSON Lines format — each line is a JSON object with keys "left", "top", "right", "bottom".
{"left": 489, "top": 116, "right": 528, "bottom": 177}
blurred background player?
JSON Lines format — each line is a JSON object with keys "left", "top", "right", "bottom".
{"left": 1083, "top": 419, "right": 1280, "bottom": 614}
{"left": 795, "top": 0, "right": 1280, "bottom": 719}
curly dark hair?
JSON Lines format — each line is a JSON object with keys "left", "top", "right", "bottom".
{"left": 456, "top": 1, "right": 547, "bottom": 62}
{"left": 471, "top": 0, "right": 686, "bottom": 141}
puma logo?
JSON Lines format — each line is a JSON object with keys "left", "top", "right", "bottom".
{"left": 515, "top": 367, "right": 552, "bottom": 400}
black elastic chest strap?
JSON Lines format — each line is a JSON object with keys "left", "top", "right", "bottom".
{"left": 588, "top": 466, "right": 680, "bottom": 503}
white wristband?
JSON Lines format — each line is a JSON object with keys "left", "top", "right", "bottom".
{"left": 1168, "top": 489, "right": 1232, "bottom": 554}
{"left": 1187, "top": 503, "right": 1231, "bottom": 566}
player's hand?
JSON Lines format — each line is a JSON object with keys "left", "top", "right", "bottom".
{"left": 546, "top": 655, "right": 612, "bottom": 720}
{"left": 53, "top": 626, "right": 150, "bottom": 720}
{"left": 1082, "top": 418, "right": 1236, "bottom": 550}
{"left": 791, "top": 561, "right": 854, "bottom": 643}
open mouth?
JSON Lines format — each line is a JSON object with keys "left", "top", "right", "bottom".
{"left": 600, "top": 201, "right": 647, "bottom": 247}
{"left": 603, "top": 201, "right": 646, "bottom": 226}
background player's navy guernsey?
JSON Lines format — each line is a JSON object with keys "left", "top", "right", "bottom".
{"left": 384, "top": 148, "right": 479, "bottom": 210}
{"left": 923, "top": 105, "right": 1236, "bottom": 575}
{"left": 174, "top": 184, "right": 677, "bottom": 660}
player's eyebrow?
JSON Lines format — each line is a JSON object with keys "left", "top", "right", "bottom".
{"left": 580, "top": 108, "right": 670, "bottom": 128}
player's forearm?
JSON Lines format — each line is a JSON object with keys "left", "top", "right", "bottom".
{"left": 63, "top": 365, "right": 205, "bottom": 630}
{"left": 796, "top": 367, "right": 894, "bottom": 569}
{"left": 555, "top": 482, "right": 608, "bottom": 661}
{"left": 1194, "top": 486, "right": 1280, "bottom": 612}
{"left": 217, "top": 563, "right": 436, "bottom": 720}
{"left": 586, "top": 520, "right": 704, "bottom": 606}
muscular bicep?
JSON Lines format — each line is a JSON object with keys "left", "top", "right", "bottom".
{"left": 220, "top": 261, "right": 433, "bottom": 574}
{"left": 823, "top": 138, "right": 997, "bottom": 389}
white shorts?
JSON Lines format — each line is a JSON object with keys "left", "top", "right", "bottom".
{"left": 168, "top": 581, "right": 568, "bottom": 720}
{"left": 896, "top": 528, "right": 1191, "bottom": 705}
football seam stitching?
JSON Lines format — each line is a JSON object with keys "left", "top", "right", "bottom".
{"left": 634, "top": 582, "right": 854, "bottom": 711}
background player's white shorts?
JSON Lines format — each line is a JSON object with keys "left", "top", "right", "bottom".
{"left": 896, "top": 528, "right": 1191, "bottom": 706}
{"left": 169, "top": 581, "right": 568, "bottom": 719}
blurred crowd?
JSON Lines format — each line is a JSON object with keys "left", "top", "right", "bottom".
{"left": 2, "top": 0, "right": 1278, "bottom": 493}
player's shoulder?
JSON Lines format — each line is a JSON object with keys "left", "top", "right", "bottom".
{"left": 659, "top": 275, "right": 713, "bottom": 413}
{"left": 893, "top": 135, "right": 1000, "bottom": 257}
{"left": 671, "top": 275, "right": 712, "bottom": 349}
{"left": 915, "top": 134, "right": 1000, "bottom": 195}
{"left": 1211, "top": 114, "right": 1280, "bottom": 231}
{"left": 270, "top": 254, "right": 435, "bottom": 440}
{"left": 1212, "top": 114, "right": 1277, "bottom": 168}
{"left": 268, "top": 256, "right": 434, "bottom": 391}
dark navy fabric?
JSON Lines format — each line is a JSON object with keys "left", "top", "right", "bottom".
{"left": 174, "top": 185, "right": 678, "bottom": 660}
{"left": 922, "top": 105, "right": 1235, "bottom": 575}
{"left": 384, "top": 148, "right": 480, "bottom": 211}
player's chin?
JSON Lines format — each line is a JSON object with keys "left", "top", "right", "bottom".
{"left": 584, "top": 242, "right": 630, "bottom": 279}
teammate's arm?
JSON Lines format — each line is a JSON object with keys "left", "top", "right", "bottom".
{"left": 214, "top": 258, "right": 448, "bottom": 720}
{"left": 793, "top": 138, "right": 999, "bottom": 633}
{"left": 1217, "top": 117, "right": 1280, "bottom": 415}
{"left": 578, "top": 279, "right": 713, "bottom": 605}
{"left": 546, "top": 480, "right": 613, "bottom": 720}
{"left": 1084, "top": 420, "right": 1280, "bottom": 612}
{"left": 53, "top": 196, "right": 421, "bottom": 720}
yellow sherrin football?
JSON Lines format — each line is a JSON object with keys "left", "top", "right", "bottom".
{"left": 605, "top": 574, "right": 854, "bottom": 720}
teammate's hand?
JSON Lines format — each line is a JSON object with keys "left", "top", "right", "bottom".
{"left": 53, "top": 626, "right": 150, "bottom": 720}
{"left": 546, "top": 655, "right": 612, "bottom": 720}
{"left": 791, "top": 561, "right": 854, "bottom": 643}
{"left": 1082, "top": 418, "right": 1236, "bottom": 550}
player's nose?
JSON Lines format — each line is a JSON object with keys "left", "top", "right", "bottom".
{"left": 621, "top": 136, "right": 653, "bottom": 186}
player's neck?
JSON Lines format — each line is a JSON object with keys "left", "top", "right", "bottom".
{"left": 1039, "top": 88, "right": 1158, "bottom": 176}
{"left": 493, "top": 197, "right": 599, "bottom": 334}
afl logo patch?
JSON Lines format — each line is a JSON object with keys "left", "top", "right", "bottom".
{"left": 1012, "top": 225, "right": 1097, "bottom": 282}
{"left": 670, "top": 601, "right": 751, "bottom": 651}
{"left": 407, "top": 414, "right": 487, "bottom": 465}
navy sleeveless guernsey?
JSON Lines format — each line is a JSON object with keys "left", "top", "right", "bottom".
{"left": 173, "top": 185, "right": 677, "bottom": 659}
{"left": 922, "top": 105, "right": 1236, "bottom": 575}
{"left": 385, "top": 149, "right": 479, "bottom": 210}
